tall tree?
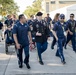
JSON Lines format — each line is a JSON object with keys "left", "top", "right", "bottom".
{"left": 24, "top": 0, "right": 42, "bottom": 18}
{"left": 0, "top": 0, "right": 19, "bottom": 16}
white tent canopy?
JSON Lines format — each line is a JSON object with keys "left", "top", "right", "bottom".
{"left": 49, "top": 4, "right": 76, "bottom": 20}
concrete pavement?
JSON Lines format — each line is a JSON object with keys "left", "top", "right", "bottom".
{"left": 0, "top": 39, "right": 76, "bottom": 75}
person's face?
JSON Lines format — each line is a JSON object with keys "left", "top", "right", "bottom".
{"left": 37, "top": 16, "right": 42, "bottom": 21}
{"left": 59, "top": 17, "right": 65, "bottom": 22}
{"left": 13, "top": 15, "right": 16, "bottom": 19}
{"left": 47, "top": 14, "right": 49, "bottom": 17}
{"left": 70, "top": 15, "right": 74, "bottom": 20}
{"left": 21, "top": 16, "right": 26, "bottom": 23}
{"left": 8, "top": 15, "right": 11, "bottom": 19}
{"left": 44, "top": 18, "right": 47, "bottom": 21}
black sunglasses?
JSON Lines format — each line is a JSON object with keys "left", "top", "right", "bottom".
{"left": 70, "top": 16, "right": 74, "bottom": 17}
{"left": 61, "top": 18, "right": 64, "bottom": 19}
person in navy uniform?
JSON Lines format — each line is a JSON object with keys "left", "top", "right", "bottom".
{"left": 64, "top": 13, "right": 76, "bottom": 52}
{"left": 12, "top": 15, "right": 18, "bottom": 25}
{"left": 13, "top": 14, "right": 32, "bottom": 69}
{"left": 51, "top": 13, "right": 60, "bottom": 49}
{"left": 4, "top": 25, "right": 14, "bottom": 53}
{"left": 4, "top": 25, "right": 14, "bottom": 44}
{"left": 5, "top": 15, "right": 13, "bottom": 27}
{"left": 33, "top": 12, "right": 50, "bottom": 65}
{"left": 27, "top": 15, "right": 35, "bottom": 42}
{"left": 52, "top": 14, "right": 68, "bottom": 64}
{"left": 44, "top": 17, "right": 49, "bottom": 27}
{"left": 47, "top": 13, "right": 52, "bottom": 26}
{"left": 27, "top": 15, "right": 36, "bottom": 50}
{"left": 27, "top": 15, "right": 34, "bottom": 26}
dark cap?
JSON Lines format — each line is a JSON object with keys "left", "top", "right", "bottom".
{"left": 60, "top": 14, "right": 65, "bottom": 18}
{"left": 36, "top": 12, "right": 43, "bottom": 16}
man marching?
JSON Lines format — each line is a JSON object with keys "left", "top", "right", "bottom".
{"left": 33, "top": 12, "right": 50, "bottom": 65}
{"left": 13, "top": 14, "right": 32, "bottom": 69}
{"left": 52, "top": 14, "right": 68, "bottom": 64}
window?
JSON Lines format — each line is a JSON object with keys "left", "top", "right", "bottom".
{"left": 51, "top": 1, "right": 55, "bottom": 4}
{"left": 46, "top": 2, "right": 49, "bottom": 13}
{"left": 59, "top": 1, "right": 76, "bottom": 4}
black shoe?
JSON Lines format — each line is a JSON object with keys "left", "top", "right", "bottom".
{"left": 74, "top": 50, "right": 76, "bottom": 53}
{"left": 5, "top": 50, "right": 8, "bottom": 54}
{"left": 55, "top": 54, "right": 60, "bottom": 58}
{"left": 64, "top": 45, "right": 67, "bottom": 49}
{"left": 2, "top": 38, "right": 4, "bottom": 40}
{"left": 61, "top": 61, "right": 66, "bottom": 64}
{"left": 26, "top": 63, "right": 31, "bottom": 69}
{"left": 39, "top": 61, "right": 44, "bottom": 65}
{"left": 18, "top": 61, "right": 23, "bottom": 68}
{"left": 19, "top": 64, "right": 23, "bottom": 68}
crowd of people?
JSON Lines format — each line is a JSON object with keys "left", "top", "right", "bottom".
{"left": 0, "top": 12, "right": 76, "bottom": 69}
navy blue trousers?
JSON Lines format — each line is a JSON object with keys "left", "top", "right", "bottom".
{"left": 16, "top": 45, "right": 29, "bottom": 64}
{"left": 51, "top": 36, "right": 56, "bottom": 48}
{"left": 65, "top": 33, "right": 76, "bottom": 51}
{"left": 36, "top": 42, "right": 48, "bottom": 61}
{"left": 56, "top": 38, "right": 66, "bottom": 62}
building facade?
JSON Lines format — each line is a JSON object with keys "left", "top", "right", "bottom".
{"left": 42, "top": 0, "right": 76, "bottom": 16}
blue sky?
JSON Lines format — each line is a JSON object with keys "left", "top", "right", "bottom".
{"left": 14, "top": 0, "right": 35, "bottom": 14}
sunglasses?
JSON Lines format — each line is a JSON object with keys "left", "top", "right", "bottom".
{"left": 70, "top": 16, "right": 74, "bottom": 17}
{"left": 61, "top": 18, "right": 64, "bottom": 19}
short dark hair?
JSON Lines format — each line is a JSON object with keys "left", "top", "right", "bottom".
{"left": 47, "top": 13, "right": 49, "bottom": 15}
{"left": 19, "top": 14, "right": 24, "bottom": 20}
{"left": 70, "top": 13, "right": 74, "bottom": 17}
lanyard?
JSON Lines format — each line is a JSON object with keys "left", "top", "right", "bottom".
{"left": 8, "top": 31, "right": 12, "bottom": 37}
{"left": 61, "top": 23, "right": 65, "bottom": 32}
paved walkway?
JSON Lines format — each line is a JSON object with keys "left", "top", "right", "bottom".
{"left": 0, "top": 39, "right": 76, "bottom": 75}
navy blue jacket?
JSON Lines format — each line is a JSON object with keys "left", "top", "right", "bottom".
{"left": 13, "top": 22, "right": 30, "bottom": 46}
{"left": 53, "top": 21, "right": 67, "bottom": 39}
{"left": 66, "top": 19, "right": 76, "bottom": 33}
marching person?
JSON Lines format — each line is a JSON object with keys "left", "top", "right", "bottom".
{"left": 47, "top": 13, "right": 52, "bottom": 27}
{"left": 33, "top": 12, "right": 50, "bottom": 65}
{"left": 44, "top": 17, "right": 49, "bottom": 27}
{"left": 27, "top": 15, "right": 36, "bottom": 50}
{"left": 64, "top": 13, "right": 76, "bottom": 52}
{"left": 4, "top": 25, "right": 14, "bottom": 53}
{"left": 52, "top": 14, "right": 68, "bottom": 64}
{"left": 27, "top": 15, "right": 34, "bottom": 26}
{"left": 12, "top": 15, "right": 18, "bottom": 25}
{"left": 51, "top": 13, "right": 60, "bottom": 49}
{"left": 46, "top": 14, "right": 52, "bottom": 36}
{"left": 13, "top": 14, "right": 32, "bottom": 69}
{"left": 5, "top": 15, "right": 13, "bottom": 28}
